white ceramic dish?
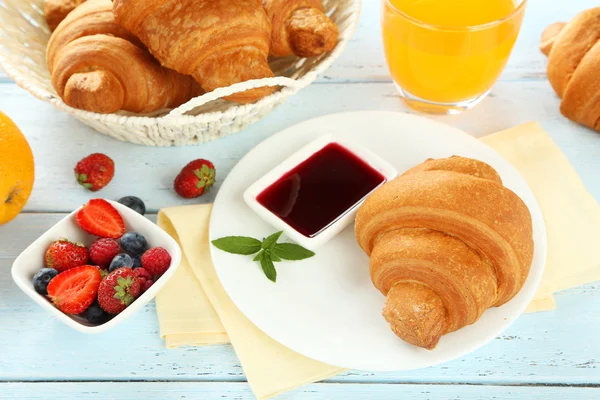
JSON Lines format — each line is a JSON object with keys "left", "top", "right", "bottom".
{"left": 11, "top": 199, "right": 182, "bottom": 334}
{"left": 210, "top": 111, "right": 547, "bottom": 371}
{"left": 244, "top": 135, "right": 397, "bottom": 250}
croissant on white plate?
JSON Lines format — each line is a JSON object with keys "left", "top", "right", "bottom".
{"left": 355, "top": 156, "right": 534, "bottom": 349}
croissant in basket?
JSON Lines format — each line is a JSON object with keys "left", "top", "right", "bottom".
{"left": 113, "top": 0, "right": 276, "bottom": 104}
{"left": 46, "top": 0, "right": 202, "bottom": 114}
{"left": 355, "top": 156, "right": 534, "bottom": 350}
{"left": 264, "top": 0, "right": 339, "bottom": 57}
{"left": 540, "top": 7, "right": 600, "bottom": 132}
{"left": 44, "top": 0, "right": 86, "bottom": 31}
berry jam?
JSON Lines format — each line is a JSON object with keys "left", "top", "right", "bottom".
{"left": 257, "top": 143, "right": 386, "bottom": 237}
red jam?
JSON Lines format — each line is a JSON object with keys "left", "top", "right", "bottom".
{"left": 256, "top": 143, "right": 386, "bottom": 238}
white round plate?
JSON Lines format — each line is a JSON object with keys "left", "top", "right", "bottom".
{"left": 209, "top": 111, "right": 547, "bottom": 371}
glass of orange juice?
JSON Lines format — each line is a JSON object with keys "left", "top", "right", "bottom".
{"left": 382, "top": 0, "right": 526, "bottom": 114}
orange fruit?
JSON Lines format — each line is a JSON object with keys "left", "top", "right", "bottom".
{"left": 0, "top": 111, "right": 34, "bottom": 225}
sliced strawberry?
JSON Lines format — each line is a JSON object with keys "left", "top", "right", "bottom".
{"left": 47, "top": 265, "right": 102, "bottom": 314}
{"left": 76, "top": 199, "right": 125, "bottom": 239}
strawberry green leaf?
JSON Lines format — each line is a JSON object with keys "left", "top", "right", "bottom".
{"left": 76, "top": 173, "right": 88, "bottom": 183}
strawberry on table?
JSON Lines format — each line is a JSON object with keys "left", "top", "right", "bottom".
{"left": 44, "top": 239, "right": 89, "bottom": 272}
{"left": 76, "top": 199, "right": 125, "bottom": 239}
{"left": 47, "top": 265, "right": 102, "bottom": 314}
{"left": 89, "top": 238, "right": 121, "bottom": 269}
{"left": 74, "top": 153, "right": 115, "bottom": 192}
{"left": 141, "top": 247, "right": 172, "bottom": 277}
{"left": 174, "top": 159, "right": 216, "bottom": 199}
{"left": 98, "top": 268, "right": 142, "bottom": 314}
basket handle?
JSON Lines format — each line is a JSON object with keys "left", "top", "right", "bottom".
{"left": 165, "top": 76, "right": 300, "bottom": 118}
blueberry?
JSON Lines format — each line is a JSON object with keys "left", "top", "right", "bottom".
{"left": 120, "top": 232, "right": 148, "bottom": 256}
{"left": 132, "top": 256, "right": 142, "bottom": 269}
{"left": 83, "top": 302, "right": 110, "bottom": 324}
{"left": 109, "top": 253, "right": 134, "bottom": 272}
{"left": 118, "top": 196, "right": 146, "bottom": 215}
{"left": 33, "top": 268, "right": 58, "bottom": 295}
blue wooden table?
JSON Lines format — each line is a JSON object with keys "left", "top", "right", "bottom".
{"left": 1, "top": 1, "right": 600, "bottom": 398}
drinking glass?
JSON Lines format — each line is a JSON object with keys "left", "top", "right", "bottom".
{"left": 382, "top": 0, "right": 527, "bottom": 114}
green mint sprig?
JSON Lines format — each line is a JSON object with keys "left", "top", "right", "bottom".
{"left": 211, "top": 231, "right": 315, "bottom": 282}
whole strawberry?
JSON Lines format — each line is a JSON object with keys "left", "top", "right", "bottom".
{"left": 141, "top": 247, "right": 172, "bottom": 277}
{"left": 74, "top": 153, "right": 115, "bottom": 192}
{"left": 89, "top": 238, "right": 121, "bottom": 269}
{"left": 174, "top": 159, "right": 215, "bottom": 199}
{"left": 97, "top": 268, "right": 142, "bottom": 314}
{"left": 45, "top": 239, "right": 89, "bottom": 272}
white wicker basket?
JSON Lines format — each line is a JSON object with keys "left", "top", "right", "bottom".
{"left": 0, "top": 0, "right": 360, "bottom": 146}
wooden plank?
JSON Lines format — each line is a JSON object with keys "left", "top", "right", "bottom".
{"left": 1, "top": 79, "right": 599, "bottom": 214}
{"left": 1, "top": 382, "right": 600, "bottom": 400}
{"left": 1, "top": 215, "right": 599, "bottom": 384}
{"left": 0, "top": 0, "right": 597, "bottom": 83}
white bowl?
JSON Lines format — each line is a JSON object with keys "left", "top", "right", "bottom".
{"left": 244, "top": 135, "right": 397, "bottom": 250}
{"left": 11, "top": 199, "right": 182, "bottom": 334}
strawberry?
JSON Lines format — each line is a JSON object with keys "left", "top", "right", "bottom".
{"left": 141, "top": 247, "right": 172, "bottom": 277}
{"left": 47, "top": 266, "right": 102, "bottom": 314}
{"left": 74, "top": 153, "right": 115, "bottom": 192}
{"left": 76, "top": 199, "right": 125, "bottom": 239}
{"left": 97, "top": 268, "right": 142, "bottom": 314}
{"left": 44, "top": 239, "right": 89, "bottom": 272}
{"left": 174, "top": 159, "right": 216, "bottom": 199}
{"left": 89, "top": 238, "right": 121, "bottom": 268}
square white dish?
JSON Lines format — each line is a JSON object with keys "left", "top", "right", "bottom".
{"left": 243, "top": 135, "right": 397, "bottom": 250}
{"left": 11, "top": 199, "right": 182, "bottom": 334}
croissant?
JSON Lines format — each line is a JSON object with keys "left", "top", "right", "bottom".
{"left": 44, "top": 0, "right": 86, "bottom": 31}
{"left": 47, "top": 0, "right": 202, "bottom": 114}
{"left": 540, "top": 8, "right": 600, "bottom": 132}
{"left": 264, "top": 0, "right": 339, "bottom": 57}
{"left": 113, "top": 0, "right": 275, "bottom": 104}
{"left": 355, "top": 156, "right": 534, "bottom": 349}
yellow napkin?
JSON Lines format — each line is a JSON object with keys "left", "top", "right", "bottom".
{"left": 481, "top": 122, "right": 600, "bottom": 312}
{"left": 155, "top": 122, "right": 600, "bottom": 398}
{"left": 156, "top": 205, "right": 344, "bottom": 400}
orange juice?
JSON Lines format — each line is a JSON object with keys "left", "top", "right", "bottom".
{"left": 382, "top": 0, "right": 525, "bottom": 105}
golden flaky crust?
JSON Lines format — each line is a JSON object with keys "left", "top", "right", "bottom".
{"left": 355, "top": 156, "right": 534, "bottom": 349}
{"left": 44, "top": 0, "right": 87, "bottom": 31}
{"left": 113, "top": 0, "right": 275, "bottom": 104}
{"left": 541, "top": 8, "right": 600, "bottom": 131}
{"left": 264, "top": 0, "right": 338, "bottom": 57}
{"left": 47, "top": 0, "right": 202, "bottom": 114}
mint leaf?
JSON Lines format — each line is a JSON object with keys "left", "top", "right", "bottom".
{"left": 267, "top": 250, "right": 281, "bottom": 262}
{"left": 212, "top": 236, "right": 262, "bottom": 255}
{"left": 253, "top": 250, "right": 265, "bottom": 262}
{"left": 272, "top": 243, "right": 315, "bottom": 261}
{"left": 261, "top": 231, "right": 283, "bottom": 250}
{"left": 260, "top": 253, "right": 277, "bottom": 282}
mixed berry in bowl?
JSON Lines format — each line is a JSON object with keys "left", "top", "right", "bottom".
{"left": 12, "top": 198, "right": 181, "bottom": 333}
